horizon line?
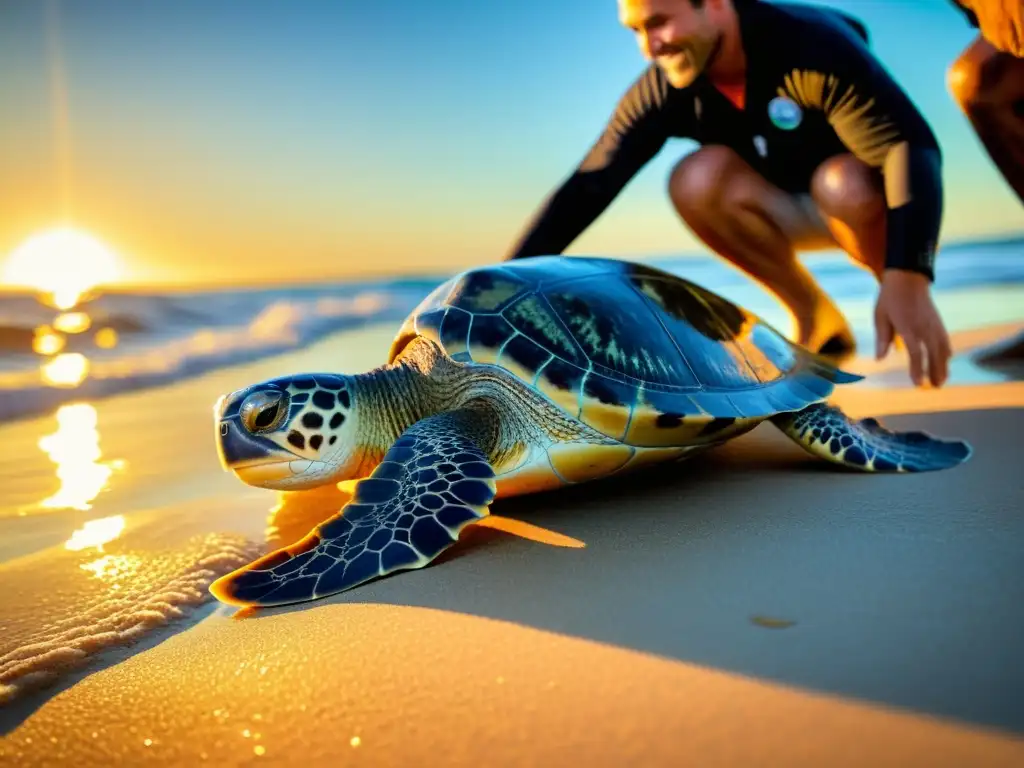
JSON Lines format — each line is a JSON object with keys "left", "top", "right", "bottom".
{"left": 1, "top": 230, "right": 1021, "bottom": 297}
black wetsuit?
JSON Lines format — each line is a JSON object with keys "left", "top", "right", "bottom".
{"left": 505, "top": 0, "right": 943, "bottom": 281}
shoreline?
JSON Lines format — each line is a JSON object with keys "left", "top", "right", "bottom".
{"left": 1, "top": 309, "right": 1022, "bottom": 765}
{"left": 2, "top": 274, "right": 1023, "bottom": 428}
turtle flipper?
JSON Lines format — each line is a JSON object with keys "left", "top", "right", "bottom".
{"left": 770, "top": 402, "right": 972, "bottom": 473}
{"left": 210, "top": 409, "right": 497, "bottom": 608}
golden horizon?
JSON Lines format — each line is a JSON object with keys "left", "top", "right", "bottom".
{"left": 1, "top": 224, "right": 1022, "bottom": 297}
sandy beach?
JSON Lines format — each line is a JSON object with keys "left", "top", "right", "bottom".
{"left": 2, "top": 295, "right": 1023, "bottom": 766}
{"left": 4, "top": 0, "right": 1024, "bottom": 760}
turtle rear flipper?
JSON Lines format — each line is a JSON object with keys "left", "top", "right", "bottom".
{"left": 210, "top": 408, "right": 498, "bottom": 608}
{"left": 770, "top": 402, "right": 973, "bottom": 473}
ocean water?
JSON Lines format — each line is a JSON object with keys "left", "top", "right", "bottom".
{"left": 1, "top": 237, "right": 1023, "bottom": 424}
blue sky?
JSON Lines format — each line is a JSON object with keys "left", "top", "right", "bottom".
{"left": 0, "top": 0, "right": 1020, "bottom": 284}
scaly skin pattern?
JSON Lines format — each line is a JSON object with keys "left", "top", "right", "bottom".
{"left": 388, "top": 337, "right": 719, "bottom": 497}
{"left": 211, "top": 406, "right": 500, "bottom": 607}
{"left": 771, "top": 402, "right": 972, "bottom": 473}
{"left": 210, "top": 340, "right": 720, "bottom": 608}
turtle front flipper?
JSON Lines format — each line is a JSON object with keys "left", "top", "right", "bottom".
{"left": 210, "top": 408, "right": 498, "bottom": 608}
{"left": 770, "top": 402, "right": 973, "bottom": 473}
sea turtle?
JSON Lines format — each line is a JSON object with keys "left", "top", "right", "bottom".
{"left": 210, "top": 256, "right": 972, "bottom": 608}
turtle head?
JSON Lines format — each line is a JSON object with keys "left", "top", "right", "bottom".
{"left": 214, "top": 373, "right": 359, "bottom": 490}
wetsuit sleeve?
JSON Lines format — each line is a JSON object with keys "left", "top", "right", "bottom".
{"left": 504, "top": 67, "right": 676, "bottom": 260}
{"left": 780, "top": 28, "right": 944, "bottom": 281}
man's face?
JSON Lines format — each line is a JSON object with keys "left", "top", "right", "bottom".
{"left": 618, "top": 0, "right": 722, "bottom": 88}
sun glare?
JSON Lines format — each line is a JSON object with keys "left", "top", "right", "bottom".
{"left": 2, "top": 227, "right": 123, "bottom": 309}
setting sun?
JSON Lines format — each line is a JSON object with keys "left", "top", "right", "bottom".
{"left": 2, "top": 227, "right": 124, "bottom": 309}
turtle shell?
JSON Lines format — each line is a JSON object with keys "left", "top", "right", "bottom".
{"left": 388, "top": 256, "right": 854, "bottom": 447}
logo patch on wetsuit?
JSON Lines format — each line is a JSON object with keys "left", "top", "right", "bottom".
{"left": 767, "top": 96, "right": 802, "bottom": 131}
{"left": 753, "top": 135, "right": 768, "bottom": 157}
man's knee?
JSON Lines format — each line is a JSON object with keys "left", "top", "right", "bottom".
{"left": 949, "top": 51, "right": 983, "bottom": 112}
{"left": 948, "top": 37, "right": 1024, "bottom": 113}
{"left": 810, "top": 154, "right": 884, "bottom": 225}
{"left": 668, "top": 145, "right": 757, "bottom": 215}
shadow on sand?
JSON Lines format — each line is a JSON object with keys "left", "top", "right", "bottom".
{"left": 238, "top": 406, "right": 1024, "bottom": 736}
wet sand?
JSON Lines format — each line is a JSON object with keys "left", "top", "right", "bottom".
{"left": 1, "top": 315, "right": 1022, "bottom": 766}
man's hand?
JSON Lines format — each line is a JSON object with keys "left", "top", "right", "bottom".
{"left": 964, "top": 0, "right": 1024, "bottom": 57}
{"left": 874, "top": 269, "right": 952, "bottom": 388}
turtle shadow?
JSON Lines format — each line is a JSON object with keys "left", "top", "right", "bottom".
{"left": 253, "top": 442, "right": 765, "bottom": 567}
{"left": 236, "top": 408, "right": 1024, "bottom": 737}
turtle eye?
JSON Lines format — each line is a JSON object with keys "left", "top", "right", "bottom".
{"left": 241, "top": 390, "right": 288, "bottom": 434}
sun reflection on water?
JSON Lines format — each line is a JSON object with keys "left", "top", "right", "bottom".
{"left": 38, "top": 403, "right": 125, "bottom": 511}
{"left": 32, "top": 326, "right": 66, "bottom": 355}
{"left": 53, "top": 311, "right": 92, "bottom": 334}
{"left": 78, "top": 553, "right": 141, "bottom": 588}
{"left": 31, "top": 308, "right": 121, "bottom": 386}
{"left": 41, "top": 352, "right": 91, "bottom": 387}
{"left": 95, "top": 326, "right": 119, "bottom": 349}
{"left": 65, "top": 515, "right": 126, "bottom": 552}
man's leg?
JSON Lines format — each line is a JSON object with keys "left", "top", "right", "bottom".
{"left": 948, "top": 36, "right": 1024, "bottom": 205}
{"left": 809, "top": 153, "right": 887, "bottom": 280}
{"left": 668, "top": 145, "right": 874, "bottom": 356}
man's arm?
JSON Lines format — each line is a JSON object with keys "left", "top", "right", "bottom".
{"left": 504, "top": 66, "right": 676, "bottom": 260}
{"left": 781, "top": 18, "right": 952, "bottom": 388}
{"left": 779, "top": 24, "right": 944, "bottom": 281}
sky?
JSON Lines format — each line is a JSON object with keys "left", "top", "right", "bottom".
{"left": 0, "top": 0, "right": 1021, "bottom": 286}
